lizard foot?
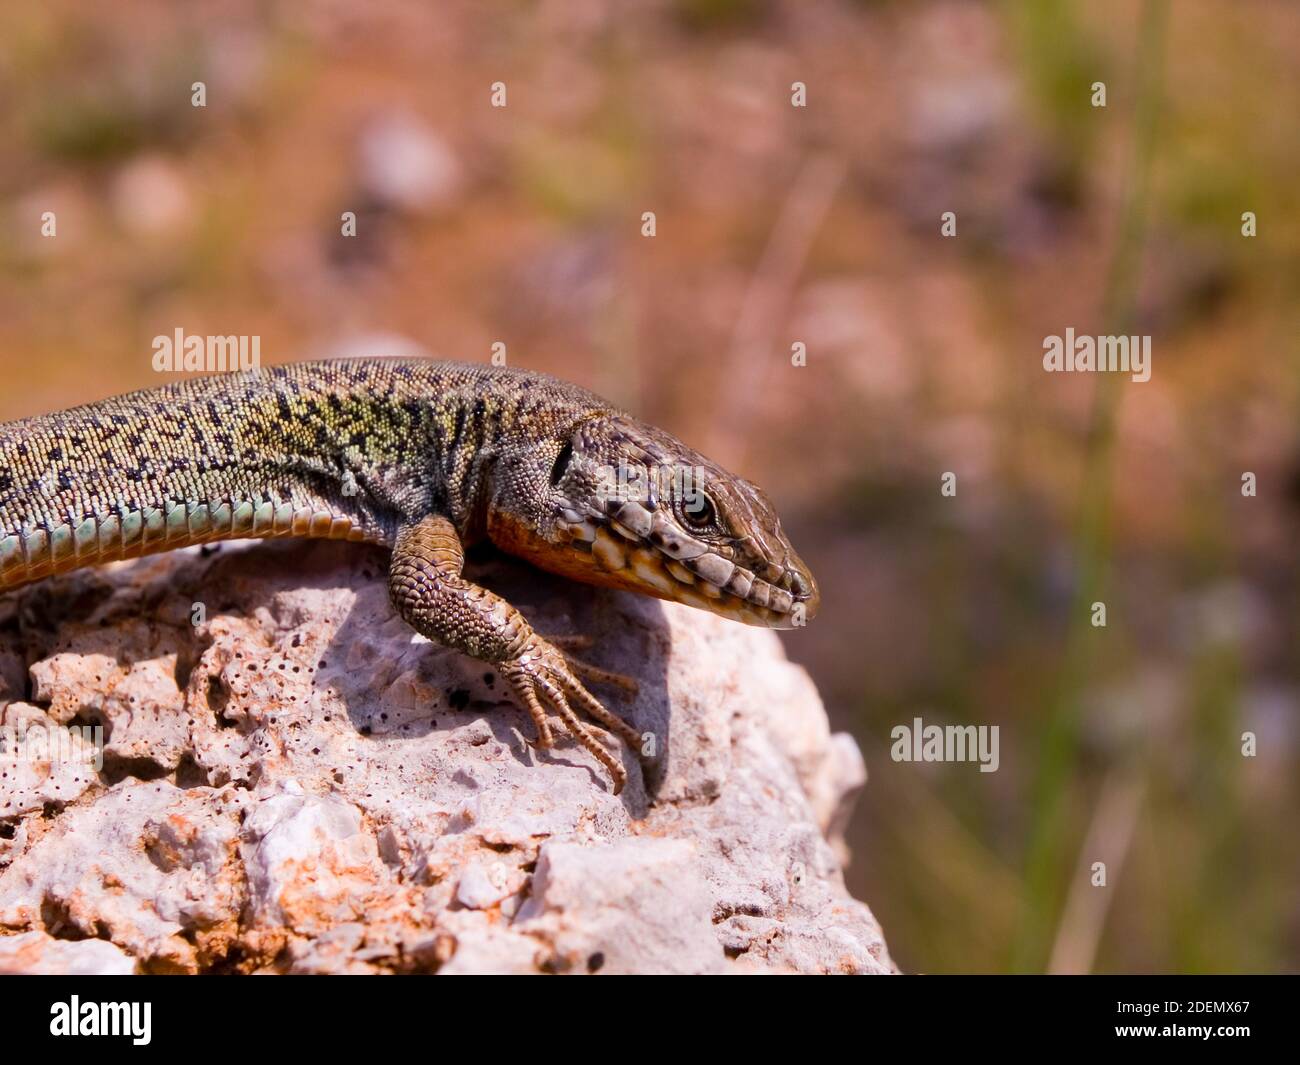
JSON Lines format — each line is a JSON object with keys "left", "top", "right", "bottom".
{"left": 542, "top": 635, "right": 640, "bottom": 695}
{"left": 563, "top": 655, "right": 640, "bottom": 696}
{"left": 500, "top": 634, "right": 642, "bottom": 794}
{"left": 544, "top": 634, "right": 594, "bottom": 651}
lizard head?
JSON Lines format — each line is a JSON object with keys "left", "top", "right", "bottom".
{"left": 489, "top": 412, "right": 819, "bottom": 629}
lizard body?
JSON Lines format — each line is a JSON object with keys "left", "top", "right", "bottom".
{"left": 0, "top": 358, "right": 819, "bottom": 791}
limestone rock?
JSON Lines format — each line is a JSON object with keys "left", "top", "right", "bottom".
{"left": 0, "top": 930, "right": 138, "bottom": 975}
{"left": 0, "top": 539, "right": 892, "bottom": 974}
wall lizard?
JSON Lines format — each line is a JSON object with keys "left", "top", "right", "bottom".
{"left": 0, "top": 358, "right": 819, "bottom": 792}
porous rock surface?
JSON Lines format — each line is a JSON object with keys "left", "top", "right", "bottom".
{"left": 0, "top": 539, "right": 892, "bottom": 974}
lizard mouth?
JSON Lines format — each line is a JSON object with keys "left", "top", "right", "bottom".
{"left": 652, "top": 548, "right": 820, "bottom": 630}
{"left": 557, "top": 503, "right": 819, "bottom": 630}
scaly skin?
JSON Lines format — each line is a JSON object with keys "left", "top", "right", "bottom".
{"left": 0, "top": 358, "right": 819, "bottom": 792}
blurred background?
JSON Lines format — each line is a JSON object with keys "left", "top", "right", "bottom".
{"left": 1, "top": 0, "right": 1297, "bottom": 973}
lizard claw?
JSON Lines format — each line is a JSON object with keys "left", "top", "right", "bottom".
{"left": 500, "top": 635, "right": 642, "bottom": 794}
{"left": 542, "top": 634, "right": 640, "bottom": 696}
{"left": 564, "top": 657, "right": 640, "bottom": 696}
{"left": 545, "top": 634, "right": 594, "bottom": 652}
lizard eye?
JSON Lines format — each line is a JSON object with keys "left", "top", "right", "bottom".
{"left": 549, "top": 440, "right": 574, "bottom": 487}
{"left": 681, "top": 492, "right": 716, "bottom": 530}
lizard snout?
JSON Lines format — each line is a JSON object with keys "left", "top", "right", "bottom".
{"left": 785, "top": 556, "right": 820, "bottom": 622}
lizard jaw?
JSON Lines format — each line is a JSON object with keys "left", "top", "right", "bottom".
{"left": 553, "top": 504, "right": 819, "bottom": 630}
{"left": 491, "top": 506, "right": 818, "bottom": 629}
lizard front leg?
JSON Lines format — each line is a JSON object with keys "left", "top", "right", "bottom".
{"left": 387, "top": 513, "right": 641, "bottom": 793}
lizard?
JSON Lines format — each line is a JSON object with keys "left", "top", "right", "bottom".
{"left": 0, "top": 358, "right": 820, "bottom": 793}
